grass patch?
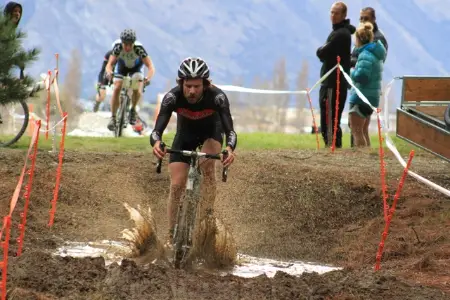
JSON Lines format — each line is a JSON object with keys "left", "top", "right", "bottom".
{"left": 2, "top": 132, "right": 424, "bottom": 156}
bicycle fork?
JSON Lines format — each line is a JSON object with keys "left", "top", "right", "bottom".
{"left": 173, "top": 161, "right": 202, "bottom": 265}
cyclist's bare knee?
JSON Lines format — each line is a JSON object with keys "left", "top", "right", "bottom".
{"left": 200, "top": 160, "right": 215, "bottom": 181}
{"left": 113, "top": 80, "right": 122, "bottom": 94}
{"left": 200, "top": 139, "right": 220, "bottom": 177}
{"left": 169, "top": 162, "right": 189, "bottom": 186}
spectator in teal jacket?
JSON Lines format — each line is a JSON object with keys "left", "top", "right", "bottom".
{"left": 348, "top": 22, "right": 386, "bottom": 147}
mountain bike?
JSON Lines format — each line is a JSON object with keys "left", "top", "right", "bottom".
{"left": 0, "top": 77, "right": 46, "bottom": 147}
{"left": 113, "top": 74, "right": 149, "bottom": 137}
{"left": 155, "top": 142, "right": 228, "bottom": 269}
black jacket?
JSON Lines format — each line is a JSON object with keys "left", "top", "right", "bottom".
{"left": 4, "top": 2, "right": 24, "bottom": 78}
{"left": 317, "top": 19, "right": 356, "bottom": 88}
{"left": 98, "top": 50, "right": 113, "bottom": 83}
{"left": 3, "top": 1, "right": 22, "bottom": 27}
{"left": 350, "top": 22, "right": 388, "bottom": 67}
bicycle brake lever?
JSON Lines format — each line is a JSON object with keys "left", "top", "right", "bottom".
{"left": 156, "top": 142, "right": 166, "bottom": 174}
{"left": 221, "top": 150, "right": 228, "bottom": 183}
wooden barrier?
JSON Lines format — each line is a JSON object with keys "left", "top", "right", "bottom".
{"left": 413, "top": 106, "right": 446, "bottom": 121}
{"left": 397, "top": 76, "right": 450, "bottom": 161}
{"left": 397, "top": 109, "right": 450, "bottom": 161}
{"left": 402, "top": 77, "right": 450, "bottom": 103}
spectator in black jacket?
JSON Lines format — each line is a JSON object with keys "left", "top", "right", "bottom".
{"left": 3, "top": 1, "right": 22, "bottom": 26}
{"left": 316, "top": 2, "right": 356, "bottom": 148}
{"left": 351, "top": 7, "right": 388, "bottom": 68}
{"left": 4, "top": 2, "right": 25, "bottom": 79}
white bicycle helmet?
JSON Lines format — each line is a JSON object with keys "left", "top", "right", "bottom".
{"left": 177, "top": 57, "right": 210, "bottom": 80}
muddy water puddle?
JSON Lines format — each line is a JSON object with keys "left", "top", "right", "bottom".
{"left": 55, "top": 240, "right": 341, "bottom": 278}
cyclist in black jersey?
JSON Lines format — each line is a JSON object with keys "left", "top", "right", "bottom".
{"left": 93, "top": 50, "right": 114, "bottom": 112}
{"left": 150, "top": 57, "right": 237, "bottom": 246}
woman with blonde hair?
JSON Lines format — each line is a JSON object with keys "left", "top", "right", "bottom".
{"left": 348, "top": 22, "right": 386, "bottom": 147}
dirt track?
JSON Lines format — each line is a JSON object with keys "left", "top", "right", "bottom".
{"left": 1, "top": 147, "right": 449, "bottom": 299}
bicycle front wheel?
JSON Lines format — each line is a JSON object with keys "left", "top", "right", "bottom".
{"left": 115, "top": 94, "right": 128, "bottom": 137}
{"left": 173, "top": 198, "right": 189, "bottom": 269}
{"left": 0, "top": 100, "right": 29, "bottom": 147}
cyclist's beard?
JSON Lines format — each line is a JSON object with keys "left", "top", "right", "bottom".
{"left": 186, "top": 93, "right": 202, "bottom": 104}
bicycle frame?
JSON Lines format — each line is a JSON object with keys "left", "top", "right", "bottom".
{"left": 114, "top": 74, "right": 132, "bottom": 137}
{"left": 112, "top": 74, "right": 149, "bottom": 137}
{"left": 155, "top": 142, "right": 228, "bottom": 268}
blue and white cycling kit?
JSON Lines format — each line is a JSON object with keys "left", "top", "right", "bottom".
{"left": 110, "top": 39, "right": 148, "bottom": 80}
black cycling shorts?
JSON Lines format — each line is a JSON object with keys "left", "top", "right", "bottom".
{"left": 169, "top": 122, "right": 224, "bottom": 165}
{"left": 100, "top": 76, "right": 110, "bottom": 87}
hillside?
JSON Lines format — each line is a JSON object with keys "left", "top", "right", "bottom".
{"left": 16, "top": 0, "right": 450, "bottom": 108}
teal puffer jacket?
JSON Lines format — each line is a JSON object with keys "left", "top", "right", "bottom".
{"left": 349, "top": 40, "right": 387, "bottom": 108}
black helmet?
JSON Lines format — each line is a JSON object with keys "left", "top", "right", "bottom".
{"left": 178, "top": 57, "right": 210, "bottom": 80}
{"left": 120, "top": 29, "right": 136, "bottom": 43}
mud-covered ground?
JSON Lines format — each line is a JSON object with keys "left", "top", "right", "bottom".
{"left": 1, "top": 147, "right": 449, "bottom": 299}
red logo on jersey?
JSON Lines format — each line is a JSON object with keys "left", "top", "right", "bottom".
{"left": 176, "top": 108, "right": 215, "bottom": 120}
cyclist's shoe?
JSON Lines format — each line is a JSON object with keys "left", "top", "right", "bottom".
{"left": 164, "top": 239, "right": 173, "bottom": 250}
{"left": 93, "top": 101, "right": 101, "bottom": 113}
{"left": 107, "top": 116, "right": 116, "bottom": 131}
{"left": 129, "top": 108, "right": 137, "bottom": 125}
{"left": 164, "top": 230, "right": 174, "bottom": 255}
{"left": 164, "top": 238, "right": 174, "bottom": 257}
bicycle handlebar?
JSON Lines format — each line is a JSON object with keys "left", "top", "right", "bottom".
{"left": 105, "top": 73, "right": 150, "bottom": 93}
{"left": 156, "top": 142, "right": 229, "bottom": 182}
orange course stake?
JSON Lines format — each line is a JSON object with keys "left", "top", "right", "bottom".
{"left": 375, "top": 150, "right": 415, "bottom": 271}
{"left": 16, "top": 120, "right": 41, "bottom": 257}
{"left": 306, "top": 89, "right": 320, "bottom": 150}
{"left": 0, "top": 216, "right": 12, "bottom": 300}
{"left": 28, "top": 103, "right": 34, "bottom": 136}
{"left": 45, "top": 70, "right": 52, "bottom": 140}
{"left": 48, "top": 113, "right": 68, "bottom": 227}
{"left": 331, "top": 56, "right": 341, "bottom": 153}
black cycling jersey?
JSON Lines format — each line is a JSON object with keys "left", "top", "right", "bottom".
{"left": 97, "top": 50, "right": 113, "bottom": 84}
{"left": 150, "top": 85, "right": 237, "bottom": 151}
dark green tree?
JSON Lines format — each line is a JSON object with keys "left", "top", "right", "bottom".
{"left": 0, "top": 8, "right": 40, "bottom": 105}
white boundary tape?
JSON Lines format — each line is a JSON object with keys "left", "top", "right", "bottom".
{"left": 5, "top": 112, "right": 65, "bottom": 134}
{"left": 217, "top": 63, "right": 449, "bottom": 198}
{"left": 216, "top": 65, "right": 337, "bottom": 95}
{"left": 21, "top": 112, "right": 67, "bottom": 133}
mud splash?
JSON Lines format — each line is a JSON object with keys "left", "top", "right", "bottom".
{"left": 55, "top": 240, "right": 341, "bottom": 278}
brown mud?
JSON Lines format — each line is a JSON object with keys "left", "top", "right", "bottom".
{"left": 1, "top": 148, "right": 449, "bottom": 299}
